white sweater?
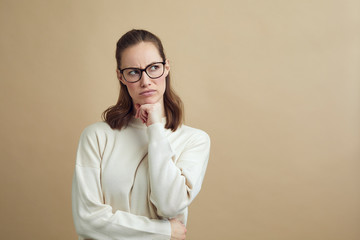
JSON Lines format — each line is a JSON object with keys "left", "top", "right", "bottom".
{"left": 72, "top": 118, "right": 210, "bottom": 240}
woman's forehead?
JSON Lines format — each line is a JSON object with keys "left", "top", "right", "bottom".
{"left": 121, "top": 42, "right": 162, "bottom": 68}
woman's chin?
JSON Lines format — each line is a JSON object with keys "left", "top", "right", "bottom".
{"left": 134, "top": 95, "right": 164, "bottom": 106}
{"left": 139, "top": 98, "right": 160, "bottom": 105}
{"left": 136, "top": 100, "right": 153, "bottom": 105}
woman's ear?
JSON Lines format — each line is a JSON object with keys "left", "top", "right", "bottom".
{"left": 165, "top": 59, "right": 170, "bottom": 76}
{"left": 116, "top": 69, "right": 126, "bottom": 85}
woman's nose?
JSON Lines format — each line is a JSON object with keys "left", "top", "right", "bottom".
{"left": 139, "top": 72, "right": 151, "bottom": 86}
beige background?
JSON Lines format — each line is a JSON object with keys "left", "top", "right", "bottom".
{"left": 1, "top": 0, "right": 359, "bottom": 239}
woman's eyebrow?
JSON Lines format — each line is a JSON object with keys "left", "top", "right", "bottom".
{"left": 122, "top": 61, "right": 162, "bottom": 69}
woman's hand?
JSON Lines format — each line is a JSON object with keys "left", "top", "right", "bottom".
{"left": 135, "top": 102, "right": 163, "bottom": 126}
{"left": 170, "top": 219, "right": 187, "bottom": 240}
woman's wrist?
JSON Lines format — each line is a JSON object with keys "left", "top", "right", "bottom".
{"left": 147, "top": 122, "right": 166, "bottom": 142}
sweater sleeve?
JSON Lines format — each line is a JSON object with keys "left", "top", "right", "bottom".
{"left": 71, "top": 125, "right": 171, "bottom": 240}
{"left": 147, "top": 123, "right": 210, "bottom": 218}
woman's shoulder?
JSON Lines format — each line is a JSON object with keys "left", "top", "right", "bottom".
{"left": 177, "top": 124, "right": 210, "bottom": 144}
{"left": 80, "top": 121, "right": 114, "bottom": 138}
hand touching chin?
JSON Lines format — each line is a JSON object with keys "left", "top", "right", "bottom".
{"left": 134, "top": 101, "right": 164, "bottom": 126}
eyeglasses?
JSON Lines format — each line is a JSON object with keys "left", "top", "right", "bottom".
{"left": 119, "top": 61, "right": 166, "bottom": 83}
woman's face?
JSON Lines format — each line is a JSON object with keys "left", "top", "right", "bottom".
{"left": 117, "top": 41, "right": 170, "bottom": 108}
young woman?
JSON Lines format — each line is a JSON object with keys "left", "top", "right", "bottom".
{"left": 72, "top": 29, "right": 210, "bottom": 240}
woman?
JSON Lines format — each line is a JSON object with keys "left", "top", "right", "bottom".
{"left": 72, "top": 29, "right": 210, "bottom": 240}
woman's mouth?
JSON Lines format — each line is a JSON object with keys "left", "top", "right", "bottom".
{"left": 140, "top": 90, "right": 156, "bottom": 96}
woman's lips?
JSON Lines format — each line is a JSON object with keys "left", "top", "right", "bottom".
{"left": 140, "top": 90, "right": 156, "bottom": 96}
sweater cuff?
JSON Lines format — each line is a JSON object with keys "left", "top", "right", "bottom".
{"left": 159, "top": 219, "right": 172, "bottom": 240}
{"left": 147, "top": 122, "right": 166, "bottom": 142}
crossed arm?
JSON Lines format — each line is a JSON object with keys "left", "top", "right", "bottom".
{"left": 72, "top": 103, "right": 209, "bottom": 239}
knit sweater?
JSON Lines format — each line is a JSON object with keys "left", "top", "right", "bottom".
{"left": 72, "top": 118, "right": 210, "bottom": 240}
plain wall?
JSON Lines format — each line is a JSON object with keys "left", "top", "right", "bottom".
{"left": 0, "top": 0, "right": 359, "bottom": 239}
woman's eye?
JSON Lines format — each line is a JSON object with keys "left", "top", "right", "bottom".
{"left": 149, "top": 65, "right": 159, "bottom": 71}
{"left": 128, "top": 70, "right": 139, "bottom": 76}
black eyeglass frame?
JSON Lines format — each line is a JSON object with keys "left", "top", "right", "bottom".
{"left": 118, "top": 61, "right": 166, "bottom": 83}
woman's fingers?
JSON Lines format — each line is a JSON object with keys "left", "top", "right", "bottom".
{"left": 135, "top": 107, "right": 148, "bottom": 124}
{"left": 141, "top": 113, "right": 147, "bottom": 123}
{"left": 135, "top": 104, "right": 141, "bottom": 118}
{"left": 169, "top": 219, "right": 186, "bottom": 240}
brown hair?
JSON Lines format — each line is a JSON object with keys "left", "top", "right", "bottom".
{"left": 102, "top": 29, "right": 183, "bottom": 131}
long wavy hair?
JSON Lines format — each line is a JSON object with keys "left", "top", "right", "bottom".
{"left": 102, "top": 29, "right": 183, "bottom": 131}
